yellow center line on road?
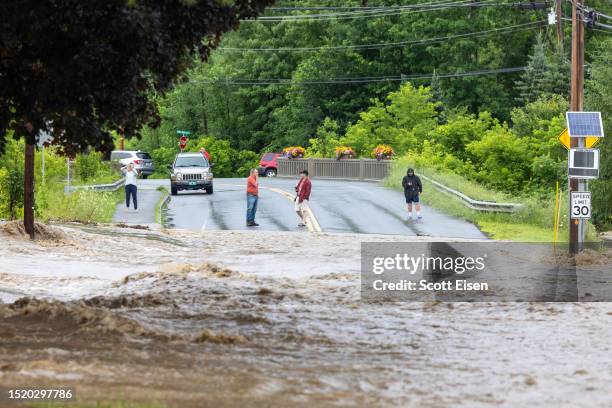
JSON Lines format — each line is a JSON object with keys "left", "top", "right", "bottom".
{"left": 217, "top": 182, "right": 322, "bottom": 233}
{"left": 267, "top": 187, "right": 322, "bottom": 233}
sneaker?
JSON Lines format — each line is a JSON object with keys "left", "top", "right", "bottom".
{"left": 133, "top": 209, "right": 139, "bottom": 213}
{"left": 252, "top": 222, "right": 259, "bottom": 226}
{"left": 298, "top": 222, "right": 306, "bottom": 227}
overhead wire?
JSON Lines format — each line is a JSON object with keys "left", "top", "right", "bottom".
{"left": 266, "top": 0, "right": 472, "bottom": 12}
{"left": 254, "top": 0, "right": 475, "bottom": 19}
{"left": 219, "top": 20, "right": 545, "bottom": 52}
{"left": 192, "top": 66, "right": 527, "bottom": 86}
{"left": 241, "top": 0, "right": 518, "bottom": 22}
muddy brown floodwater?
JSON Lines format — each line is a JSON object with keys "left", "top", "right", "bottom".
{"left": 0, "top": 222, "right": 611, "bottom": 407}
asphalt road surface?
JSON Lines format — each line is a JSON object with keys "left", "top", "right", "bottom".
{"left": 119, "top": 178, "right": 485, "bottom": 239}
{"left": 112, "top": 184, "right": 162, "bottom": 225}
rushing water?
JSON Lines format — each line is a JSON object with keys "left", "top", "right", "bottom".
{"left": 0, "top": 224, "right": 611, "bottom": 407}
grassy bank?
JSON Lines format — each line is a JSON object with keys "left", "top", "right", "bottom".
{"left": 386, "top": 157, "right": 599, "bottom": 242}
{"left": 36, "top": 183, "right": 122, "bottom": 224}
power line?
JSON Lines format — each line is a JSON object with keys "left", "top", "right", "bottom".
{"left": 192, "top": 66, "right": 527, "bottom": 86}
{"left": 595, "top": 11, "right": 612, "bottom": 21}
{"left": 594, "top": 21, "right": 612, "bottom": 30}
{"left": 256, "top": 0, "right": 475, "bottom": 19}
{"left": 219, "top": 20, "right": 545, "bottom": 52}
{"left": 592, "top": 28, "right": 612, "bottom": 34}
{"left": 267, "top": 0, "right": 471, "bottom": 12}
{"left": 241, "top": 0, "right": 520, "bottom": 22}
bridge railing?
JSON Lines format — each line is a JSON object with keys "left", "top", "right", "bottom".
{"left": 277, "top": 158, "right": 391, "bottom": 180}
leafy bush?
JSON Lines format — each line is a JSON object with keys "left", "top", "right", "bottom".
{"left": 74, "top": 151, "right": 102, "bottom": 181}
{"left": 150, "top": 146, "right": 177, "bottom": 178}
{"left": 0, "top": 167, "right": 23, "bottom": 220}
{"left": 341, "top": 83, "right": 438, "bottom": 156}
{"left": 35, "top": 146, "right": 66, "bottom": 184}
{"left": 190, "top": 136, "right": 234, "bottom": 176}
{"left": 465, "top": 124, "right": 531, "bottom": 193}
{"left": 427, "top": 112, "right": 495, "bottom": 160}
{"left": 234, "top": 150, "right": 259, "bottom": 177}
{"left": 186, "top": 135, "right": 260, "bottom": 178}
{"left": 0, "top": 140, "right": 24, "bottom": 220}
{"left": 306, "top": 118, "right": 341, "bottom": 158}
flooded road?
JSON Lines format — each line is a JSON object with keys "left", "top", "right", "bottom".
{"left": 0, "top": 223, "right": 610, "bottom": 407}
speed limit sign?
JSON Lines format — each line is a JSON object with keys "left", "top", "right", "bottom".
{"left": 571, "top": 192, "right": 591, "bottom": 219}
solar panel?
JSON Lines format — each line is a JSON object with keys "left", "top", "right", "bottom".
{"left": 566, "top": 112, "right": 604, "bottom": 138}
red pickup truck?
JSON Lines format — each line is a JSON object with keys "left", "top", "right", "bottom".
{"left": 258, "top": 152, "right": 281, "bottom": 177}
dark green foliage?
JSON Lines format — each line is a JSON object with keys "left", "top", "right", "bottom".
{"left": 585, "top": 38, "right": 612, "bottom": 230}
{"left": 515, "top": 34, "right": 570, "bottom": 106}
{"left": 0, "top": 0, "right": 273, "bottom": 155}
{"left": 75, "top": 152, "right": 102, "bottom": 182}
{"left": 0, "top": 140, "right": 24, "bottom": 219}
{"left": 515, "top": 33, "right": 548, "bottom": 104}
{"left": 179, "top": 0, "right": 547, "bottom": 149}
{"left": 430, "top": 70, "right": 447, "bottom": 125}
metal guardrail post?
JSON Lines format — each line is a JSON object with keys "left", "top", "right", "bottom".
{"left": 359, "top": 159, "right": 364, "bottom": 180}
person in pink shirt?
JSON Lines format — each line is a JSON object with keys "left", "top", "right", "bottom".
{"left": 295, "top": 170, "right": 311, "bottom": 227}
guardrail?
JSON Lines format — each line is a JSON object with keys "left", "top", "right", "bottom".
{"left": 157, "top": 193, "right": 171, "bottom": 226}
{"left": 64, "top": 178, "right": 125, "bottom": 194}
{"left": 277, "top": 158, "right": 391, "bottom": 180}
{"left": 419, "top": 174, "right": 522, "bottom": 213}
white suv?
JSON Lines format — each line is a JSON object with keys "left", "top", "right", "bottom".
{"left": 110, "top": 150, "right": 155, "bottom": 178}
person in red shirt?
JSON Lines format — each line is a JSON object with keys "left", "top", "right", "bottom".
{"left": 294, "top": 170, "right": 312, "bottom": 227}
{"left": 199, "top": 147, "right": 211, "bottom": 163}
{"left": 246, "top": 168, "right": 259, "bottom": 227}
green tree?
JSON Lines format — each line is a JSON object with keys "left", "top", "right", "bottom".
{"left": 0, "top": 0, "right": 272, "bottom": 237}
{"left": 543, "top": 43, "right": 570, "bottom": 98}
{"left": 427, "top": 112, "right": 495, "bottom": 160}
{"left": 585, "top": 38, "right": 612, "bottom": 230}
{"left": 342, "top": 83, "right": 438, "bottom": 156}
{"left": 430, "top": 70, "right": 447, "bottom": 125}
{"left": 307, "top": 118, "right": 341, "bottom": 158}
{"left": 0, "top": 140, "right": 24, "bottom": 220}
{"left": 515, "top": 33, "right": 550, "bottom": 105}
{"left": 466, "top": 124, "right": 532, "bottom": 193}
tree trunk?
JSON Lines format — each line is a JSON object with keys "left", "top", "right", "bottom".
{"left": 24, "top": 143, "right": 35, "bottom": 239}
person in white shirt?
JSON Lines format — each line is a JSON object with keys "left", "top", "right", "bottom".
{"left": 123, "top": 162, "right": 139, "bottom": 212}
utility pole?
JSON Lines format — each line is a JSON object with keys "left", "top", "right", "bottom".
{"left": 556, "top": 0, "right": 564, "bottom": 51}
{"left": 570, "top": 0, "right": 585, "bottom": 253}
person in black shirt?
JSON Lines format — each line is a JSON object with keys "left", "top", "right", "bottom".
{"left": 401, "top": 168, "right": 422, "bottom": 220}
